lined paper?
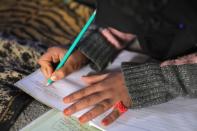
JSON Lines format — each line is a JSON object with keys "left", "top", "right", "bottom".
{"left": 15, "top": 51, "right": 197, "bottom": 131}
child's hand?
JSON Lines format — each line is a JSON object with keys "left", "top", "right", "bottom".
{"left": 38, "top": 47, "right": 88, "bottom": 81}
{"left": 63, "top": 72, "right": 131, "bottom": 126}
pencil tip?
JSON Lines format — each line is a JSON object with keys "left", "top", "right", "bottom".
{"left": 46, "top": 83, "right": 50, "bottom": 86}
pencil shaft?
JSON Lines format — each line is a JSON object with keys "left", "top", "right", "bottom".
{"left": 47, "top": 10, "right": 96, "bottom": 85}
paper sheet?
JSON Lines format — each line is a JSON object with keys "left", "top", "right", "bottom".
{"left": 21, "top": 109, "right": 101, "bottom": 131}
{"left": 15, "top": 51, "right": 197, "bottom": 131}
{"left": 92, "top": 97, "right": 197, "bottom": 131}
{"left": 15, "top": 51, "right": 147, "bottom": 130}
{"left": 15, "top": 51, "right": 145, "bottom": 112}
{"left": 22, "top": 97, "right": 197, "bottom": 131}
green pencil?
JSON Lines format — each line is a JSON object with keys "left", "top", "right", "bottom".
{"left": 46, "top": 10, "right": 96, "bottom": 86}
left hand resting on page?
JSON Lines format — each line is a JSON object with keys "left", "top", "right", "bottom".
{"left": 63, "top": 72, "right": 131, "bottom": 126}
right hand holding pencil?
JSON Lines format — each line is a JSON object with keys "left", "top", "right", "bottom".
{"left": 38, "top": 47, "right": 88, "bottom": 81}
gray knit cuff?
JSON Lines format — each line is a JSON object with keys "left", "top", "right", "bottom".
{"left": 164, "top": 64, "right": 197, "bottom": 97}
{"left": 121, "top": 62, "right": 197, "bottom": 108}
{"left": 78, "top": 31, "right": 119, "bottom": 71}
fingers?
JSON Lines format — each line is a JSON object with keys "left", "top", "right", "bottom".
{"left": 64, "top": 91, "right": 111, "bottom": 116}
{"left": 50, "top": 64, "right": 72, "bottom": 81}
{"left": 38, "top": 47, "right": 87, "bottom": 81}
{"left": 38, "top": 53, "right": 54, "bottom": 78}
{"left": 81, "top": 74, "right": 109, "bottom": 85}
{"left": 38, "top": 47, "right": 66, "bottom": 79}
{"left": 79, "top": 100, "right": 113, "bottom": 123}
{"left": 63, "top": 83, "right": 106, "bottom": 103}
{"left": 40, "top": 65, "right": 53, "bottom": 78}
{"left": 108, "top": 27, "right": 135, "bottom": 42}
{"left": 101, "top": 109, "right": 120, "bottom": 126}
{"left": 100, "top": 28, "right": 122, "bottom": 49}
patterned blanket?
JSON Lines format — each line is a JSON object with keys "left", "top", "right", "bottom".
{"left": 0, "top": 0, "right": 93, "bottom": 130}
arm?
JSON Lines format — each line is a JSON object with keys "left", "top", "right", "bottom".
{"left": 78, "top": 24, "right": 135, "bottom": 71}
{"left": 122, "top": 52, "right": 197, "bottom": 108}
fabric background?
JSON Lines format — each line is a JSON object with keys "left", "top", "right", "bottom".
{"left": 0, "top": 0, "right": 93, "bottom": 130}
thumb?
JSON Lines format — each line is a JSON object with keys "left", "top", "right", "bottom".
{"left": 50, "top": 66, "right": 69, "bottom": 81}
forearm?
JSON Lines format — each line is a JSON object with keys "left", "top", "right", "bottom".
{"left": 78, "top": 30, "right": 120, "bottom": 71}
{"left": 121, "top": 53, "right": 197, "bottom": 108}
{"left": 78, "top": 24, "right": 134, "bottom": 71}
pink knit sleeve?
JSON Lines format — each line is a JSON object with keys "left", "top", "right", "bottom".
{"left": 160, "top": 53, "right": 197, "bottom": 67}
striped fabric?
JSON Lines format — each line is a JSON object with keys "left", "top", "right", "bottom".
{"left": 0, "top": 0, "right": 93, "bottom": 46}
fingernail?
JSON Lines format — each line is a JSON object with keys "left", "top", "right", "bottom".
{"left": 63, "top": 97, "right": 69, "bottom": 103}
{"left": 79, "top": 117, "right": 86, "bottom": 123}
{"left": 101, "top": 119, "right": 108, "bottom": 126}
{"left": 50, "top": 75, "right": 57, "bottom": 81}
{"left": 64, "top": 109, "right": 71, "bottom": 116}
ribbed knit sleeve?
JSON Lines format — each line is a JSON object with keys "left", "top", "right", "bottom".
{"left": 121, "top": 62, "right": 197, "bottom": 108}
{"left": 78, "top": 31, "right": 119, "bottom": 71}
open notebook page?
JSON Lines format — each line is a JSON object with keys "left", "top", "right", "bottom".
{"left": 15, "top": 51, "right": 147, "bottom": 130}
{"left": 15, "top": 51, "right": 197, "bottom": 131}
{"left": 21, "top": 109, "right": 101, "bottom": 131}
{"left": 91, "top": 97, "right": 197, "bottom": 131}
{"left": 21, "top": 97, "right": 197, "bottom": 131}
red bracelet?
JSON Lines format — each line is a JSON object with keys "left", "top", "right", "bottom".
{"left": 114, "top": 101, "right": 128, "bottom": 114}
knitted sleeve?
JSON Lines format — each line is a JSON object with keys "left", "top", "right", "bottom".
{"left": 121, "top": 62, "right": 197, "bottom": 108}
{"left": 78, "top": 25, "right": 120, "bottom": 71}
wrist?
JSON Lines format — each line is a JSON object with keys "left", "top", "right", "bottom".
{"left": 73, "top": 50, "right": 88, "bottom": 66}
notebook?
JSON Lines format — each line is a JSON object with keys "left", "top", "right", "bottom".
{"left": 21, "top": 97, "right": 197, "bottom": 131}
{"left": 15, "top": 51, "right": 197, "bottom": 131}
{"left": 21, "top": 109, "right": 101, "bottom": 131}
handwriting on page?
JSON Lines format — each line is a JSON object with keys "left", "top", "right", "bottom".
{"left": 52, "top": 116, "right": 100, "bottom": 131}
{"left": 29, "top": 79, "right": 62, "bottom": 101}
{"left": 21, "top": 109, "right": 101, "bottom": 131}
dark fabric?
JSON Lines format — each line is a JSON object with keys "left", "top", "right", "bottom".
{"left": 76, "top": 0, "right": 96, "bottom": 8}
{"left": 121, "top": 62, "right": 197, "bottom": 108}
{"left": 95, "top": 0, "right": 197, "bottom": 60}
